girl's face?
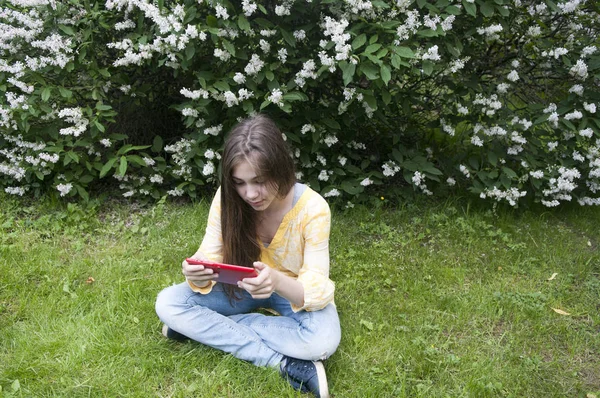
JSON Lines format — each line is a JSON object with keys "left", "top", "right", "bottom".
{"left": 231, "top": 159, "right": 278, "bottom": 212}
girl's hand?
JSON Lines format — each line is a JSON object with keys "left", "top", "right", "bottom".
{"left": 182, "top": 254, "right": 217, "bottom": 287}
{"left": 238, "top": 261, "right": 278, "bottom": 299}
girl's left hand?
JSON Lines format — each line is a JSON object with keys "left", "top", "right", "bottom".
{"left": 237, "top": 261, "right": 278, "bottom": 299}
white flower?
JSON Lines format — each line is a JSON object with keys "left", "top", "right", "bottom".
{"left": 460, "top": 165, "right": 470, "bottom": 178}
{"left": 202, "top": 161, "right": 215, "bottom": 176}
{"left": 497, "top": 83, "right": 510, "bottom": 93}
{"left": 530, "top": 170, "right": 544, "bottom": 179}
{"left": 360, "top": 178, "right": 373, "bottom": 186}
{"left": 267, "top": 88, "right": 284, "bottom": 107}
{"left": 223, "top": 91, "right": 238, "bottom": 107}
{"left": 100, "top": 139, "right": 112, "bottom": 147}
{"left": 324, "top": 135, "right": 338, "bottom": 147}
{"left": 382, "top": 161, "right": 400, "bottom": 177}
{"left": 204, "top": 125, "right": 223, "bottom": 136}
{"left": 242, "top": 0, "right": 257, "bottom": 16}
{"left": 233, "top": 73, "right": 246, "bottom": 84}
{"left": 507, "top": 70, "right": 519, "bottom": 82}
{"left": 422, "top": 45, "right": 441, "bottom": 61}
{"left": 278, "top": 48, "right": 288, "bottom": 63}
{"left": 579, "top": 128, "right": 594, "bottom": 138}
{"left": 547, "top": 141, "right": 558, "bottom": 151}
{"left": 570, "top": 59, "right": 588, "bottom": 79}
{"left": 56, "top": 183, "right": 73, "bottom": 197}
{"left": 338, "top": 156, "right": 347, "bottom": 166}
{"left": 446, "top": 177, "right": 456, "bottom": 186}
{"left": 318, "top": 170, "right": 330, "bottom": 181}
{"left": 143, "top": 157, "right": 155, "bottom": 166}
{"left": 471, "top": 135, "right": 484, "bottom": 147}
{"left": 244, "top": 54, "right": 264, "bottom": 76}
{"left": 215, "top": 5, "right": 229, "bottom": 19}
{"left": 583, "top": 103, "right": 597, "bottom": 113}
{"left": 150, "top": 174, "right": 163, "bottom": 184}
{"left": 181, "top": 88, "right": 209, "bottom": 99}
{"left": 301, "top": 124, "right": 316, "bottom": 135}
{"left": 293, "top": 30, "right": 306, "bottom": 40}
{"left": 324, "top": 188, "right": 340, "bottom": 197}
{"left": 275, "top": 5, "right": 291, "bottom": 15}
{"left": 182, "top": 108, "right": 199, "bottom": 117}
{"left": 564, "top": 110, "right": 583, "bottom": 120}
{"left": 214, "top": 48, "right": 231, "bottom": 62}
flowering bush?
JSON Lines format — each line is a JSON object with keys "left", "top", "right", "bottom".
{"left": 1, "top": 0, "right": 599, "bottom": 207}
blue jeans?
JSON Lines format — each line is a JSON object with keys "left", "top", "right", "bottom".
{"left": 155, "top": 282, "right": 341, "bottom": 368}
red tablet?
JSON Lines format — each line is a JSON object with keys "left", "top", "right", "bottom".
{"left": 185, "top": 258, "right": 258, "bottom": 285}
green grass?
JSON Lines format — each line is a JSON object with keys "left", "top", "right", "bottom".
{"left": 1, "top": 193, "right": 599, "bottom": 397}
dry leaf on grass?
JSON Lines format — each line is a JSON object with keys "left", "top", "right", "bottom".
{"left": 547, "top": 273, "right": 558, "bottom": 281}
{"left": 552, "top": 308, "right": 571, "bottom": 316}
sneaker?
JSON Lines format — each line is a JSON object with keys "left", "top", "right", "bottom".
{"left": 280, "top": 356, "right": 329, "bottom": 398}
{"left": 161, "top": 324, "right": 189, "bottom": 342}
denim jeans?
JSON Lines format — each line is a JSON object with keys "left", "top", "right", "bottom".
{"left": 155, "top": 282, "right": 341, "bottom": 368}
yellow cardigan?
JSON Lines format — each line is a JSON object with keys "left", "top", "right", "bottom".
{"left": 188, "top": 186, "right": 335, "bottom": 312}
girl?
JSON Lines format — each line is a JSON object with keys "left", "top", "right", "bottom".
{"left": 155, "top": 115, "right": 341, "bottom": 398}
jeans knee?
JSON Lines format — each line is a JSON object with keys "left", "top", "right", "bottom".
{"left": 155, "top": 285, "right": 179, "bottom": 323}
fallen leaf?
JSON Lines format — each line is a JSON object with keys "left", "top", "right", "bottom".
{"left": 547, "top": 273, "right": 558, "bottom": 281}
{"left": 552, "top": 308, "right": 571, "bottom": 316}
{"left": 86, "top": 277, "right": 95, "bottom": 284}
{"left": 586, "top": 393, "right": 597, "bottom": 398}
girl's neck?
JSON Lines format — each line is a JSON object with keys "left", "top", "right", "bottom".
{"left": 262, "top": 184, "right": 294, "bottom": 218}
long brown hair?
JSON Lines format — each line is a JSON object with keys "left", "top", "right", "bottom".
{"left": 220, "top": 115, "right": 296, "bottom": 296}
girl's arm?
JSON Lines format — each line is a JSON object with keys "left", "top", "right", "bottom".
{"left": 238, "top": 261, "right": 305, "bottom": 307}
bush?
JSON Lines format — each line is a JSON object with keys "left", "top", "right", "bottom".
{"left": 1, "top": 0, "right": 599, "bottom": 207}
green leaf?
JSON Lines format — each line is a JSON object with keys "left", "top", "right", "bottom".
{"left": 417, "top": 29, "right": 439, "bottom": 38}
{"left": 496, "top": 5, "right": 510, "bottom": 16}
{"left": 152, "top": 135, "right": 163, "bottom": 153}
{"left": 502, "top": 166, "right": 517, "bottom": 179}
{"left": 237, "top": 15, "right": 250, "bottom": 31}
{"left": 480, "top": 1, "right": 495, "bottom": 17}
{"left": 352, "top": 34, "right": 367, "bottom": 50}
{"left": 364, "top": 43, "right": 382, "bottom": 54}
{"left": 99, "top": 157, "right": 117, "bottom": 178}
{"left": 118, "top": 156, "right": 128, "bottom": 176}
{"left": 360, "top": 63, "right": 379, "bottom": 80}
{"left": 488, "top": 151, "right": 498, "bottom": 166}
{"left": 422, "top": 60, "right": 434, "bottom": 76}
{"left": 206, "top": 15, "right": 218, "bottom": 27}
{"left": 342, "top": 62, "right": 356, "bottom": 86}
{"left": 382, "top": 89, "right": 391, "bottom": 105}
{"left": 185, "top": 44, "right": 195, "bottom": 60}
{"left": 221, "top": 39, "right": 236, "bottom": 57}
{"left": 394, "top": 46, "right": 416, "bottom": 58}
{"left": 322, "top": 118, "right": 341, "bottom": 130}
{"left": 59, "top": 87, "right": 72, "bottom": 99}
{"left": 463, "top": 0, "right": 477, "bottom": 16}
{"left": 58, "top": 25, "right": 75, "bottom": 36}
{"left": 94, "top": 120, "right": 105, "bottom": 132}
{"left": 41, "top": 87, "right": 51, "bottom": 102}
{"left": 283, "top": 92, "right": 308, "bottom": 102}
{"left": 380, "top": 64, "right": 391, "bottom": 85}
{"left": 280, "top": 29, "right": 295, "bottom": 47}
{"left": 75, "top": 184, "right": 89, "bottom": 201}
{"left": 96, "top": 103, "right": 112, "bottom": 111}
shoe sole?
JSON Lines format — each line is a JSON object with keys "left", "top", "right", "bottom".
{"left": 313, "top": 361, "right": 329, "bottom": 398}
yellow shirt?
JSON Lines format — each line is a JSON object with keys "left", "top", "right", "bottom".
{"left": 190, "top": 186, "right": 335, "bottom": 312}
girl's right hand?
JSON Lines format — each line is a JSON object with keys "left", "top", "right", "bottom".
{"left": 182, "top": 254, "right": 218, "bottom": 287}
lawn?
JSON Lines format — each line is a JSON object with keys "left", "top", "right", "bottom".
{"left": 1, "top": 193, "right": 599, "bottom": 397}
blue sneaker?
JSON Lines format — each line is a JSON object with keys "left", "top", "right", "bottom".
{"left": 280, "top": 357, "right": 329, "bottom": 398}
{"left": 161, "top": 324, "right": 189, "bottom": 342}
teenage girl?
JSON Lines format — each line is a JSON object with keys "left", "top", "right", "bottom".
{"left": 155, "top": 115, "right": 341, "bottom": 398}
